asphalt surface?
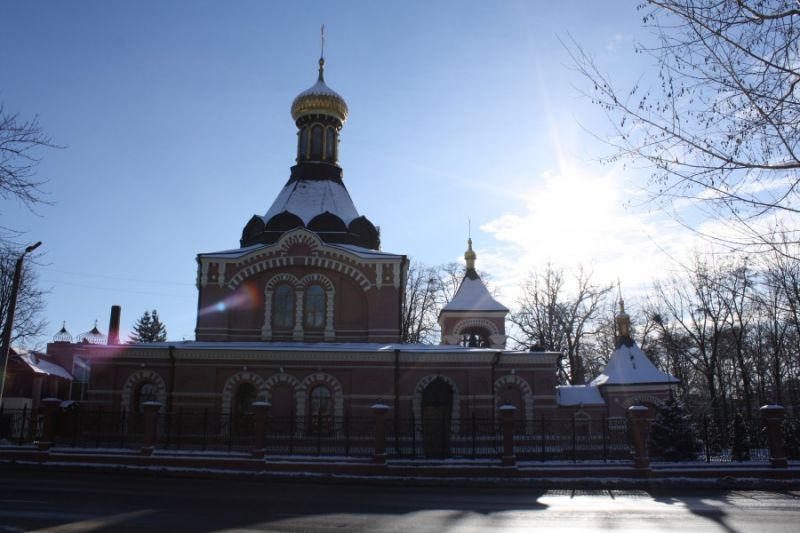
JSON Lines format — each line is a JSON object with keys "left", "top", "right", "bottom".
{"left": 0, "top": 468, "right": 798, "bottom": 532}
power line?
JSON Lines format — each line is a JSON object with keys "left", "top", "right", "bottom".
{"left": 40, "top": 267, "right": 195, "bottom": 287}
{"left": 41, "top": 278, "right": 194, "bottom": 299}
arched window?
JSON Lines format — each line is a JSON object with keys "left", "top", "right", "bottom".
{"left": 298, "top": 127, "right": 309, "bottom": 159}
{"left": 304, "top": 284, "right": 325, "bottom": 329}
{"left": 234, "top": 382, "right": 257, "bottom": 415}
{"left": 273, "top": 285, "right": 295, "bottom": 329}
{"left": 311, "top": 125, "right": 323, "bottom": 158}
{"left": 325, "top": 127, "right": 335, "bottom": 160}
{"left": 309, "top": 385, "right": 332, "bottom": 432}
{"left": 135, "top": 382, "right": 157, "bottom": 413}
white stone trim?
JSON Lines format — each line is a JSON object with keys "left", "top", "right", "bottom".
{"left": 494, "top": 374, "right": 534, "bottom": 423}
{"left": 300, "top": 273, "right": 335, "bottom": 340}
{"left": 300, "top": 372, "right": 344, "bottom": 418}
{"left": 262, "top": 274, "right": 302, "bottom": 340}
{"left": 413, "top": 374, "right": 461, "bottom": 434}
{"left": 620, "top": 395, "right": 665, "bottom": 410}
{"left": 263, "top": 373, "right": 304, "bottom": 417}
{"left": 221, "top": 371, "right": 268, "bottom": 415}
{"left": 121, "top": 369, "right": 167, "bottom": 412}
{"left": 451, "top": 318, "right": 500, "bottom": 336}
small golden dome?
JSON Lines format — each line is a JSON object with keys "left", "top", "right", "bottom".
{"left": 290, "top": 58, "right": 349, "bottom": 123}
{"left": 465, "top": 238, "right": 477, "bottom": 270}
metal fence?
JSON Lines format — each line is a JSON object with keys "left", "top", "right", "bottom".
{"left": 686, "top": 415, "right": 771, "bottom": 463}
{"left": 1, "top": 405, "right": 797, "bottom": 463}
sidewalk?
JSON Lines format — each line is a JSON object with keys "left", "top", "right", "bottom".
{"left": 1, "top": 445, "right": 798, "bottom": 489}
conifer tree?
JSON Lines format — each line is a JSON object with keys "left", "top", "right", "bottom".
{"left": 129, "top": 309, "right": 167, "bottom": 343}
{"left": 649, "top": 392, "right": 699, "bottom": 461}
{"left": 731, "top": 413, "right": 751, "bottom": 462}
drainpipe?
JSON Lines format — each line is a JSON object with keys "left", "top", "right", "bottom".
{"left": 394, "top": 348, "right": 400, "bottom": 453}
{"left": 397, "top": 255, "right": 407, "bottom": 341}
{"left": 168, "top": 345, "right": 176, "bottom": 413}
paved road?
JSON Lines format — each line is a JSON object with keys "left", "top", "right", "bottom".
{"left": 0, "top": 468, "right": 798, "bottom": 532}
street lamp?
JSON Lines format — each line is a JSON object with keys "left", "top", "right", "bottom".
{"left": 0, "top": 241, "right": 42, "bottom": 407}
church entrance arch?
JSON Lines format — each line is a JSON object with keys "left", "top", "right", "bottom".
{"left": 421, "top": 377, "right": 453, "bottom": 458}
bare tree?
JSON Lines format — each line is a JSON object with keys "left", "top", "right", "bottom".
{"left": 0, "top": 104, "right": 57, "bottom": 214}
{"left": 511, "top": 265, "right": 612, "bottom": 384}
{"left": 401, "top": 261, "right": 441, "bottom": 344}
{"left": 570, "top": 1, "right": 800, "bottom": 252}
{"left": 0, "top": 244, "right": 46, "bottom": 348}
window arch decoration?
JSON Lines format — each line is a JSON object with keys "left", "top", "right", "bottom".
{"left": 300, "top": 273, "right": 335, "bottom": 340}
{"left": 121, "top": 369, "right": 167, "bottom": 413}
{"left": 261, "top": 274, "right": 302, "bottom": 340}
{"left": 300, "top": 372, "right": 344, "bottom": 419}
{"left": 221, "top": 371, "right": 268, "bottom": 415}
{"left": 226, "top": 229, "right": 372, "bottom": 291}
{"left": 493, "top": 374, "right": 534, "bottom": 424}
{"left": 620, "top": 395, "right": 666, "bottom": 410}
{"left": 413, "top": 374, "right": 461, "bottom": 435}
{"left": 263, "top": 372, "right": 304, "bottom": 416}
{"left": 452, "top": 318, "right": 500, "bottom": 336}
{"left": 304, "top": 284, "right": 325, "bottom": 329}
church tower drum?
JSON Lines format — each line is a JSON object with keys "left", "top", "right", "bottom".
{"left": 195, "top": 52, "right": 406, "bottom": 343}
{"left": 239, "top": 54, "right": 380, "bottom": 250}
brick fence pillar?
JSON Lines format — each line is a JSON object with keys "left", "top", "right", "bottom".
{"left": 628, "top": 405, "right": 651, "bottom": 469}
{"left": 499, "top": 404, "right": 517, "bottom": 466}
{"left": 141, "top": 401, "right": 161, "bottom": 456}
{"left": 252, "top": 401, "right": 271, "bottom": 458}
{"left": 372, "top": 403, "right": 390, "bottom": 464}
{"left": 761, "top": 404, "right": 788, "bottom": 468}
{"left": 38, "top": 398, "right": 61, "bottom": 451}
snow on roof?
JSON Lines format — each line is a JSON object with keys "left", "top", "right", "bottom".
{"left": 94, "top": 340, "right": 542, "bottom": 355}
{"left": 295, "top": 80, "right": 344, "bottom": 100}
{"left": 442, "top": 275, "right": 508, "bottom": 313}
{"left": 198, "top": 238, "right": 403, "bottom": 261}
{"left": 19, "top": 353, "right": 73, "bottom": 380}
{"left": 591, "top": 342, "right": 678, "bottom": 387}
{"left": 264, "top": 179, "right": 359, "bottom": 225}
{"left": 326, "top": 243, "right": 403, "bottom": 260}
{"left": 556, "top": 385, "right": 606, "bottom": 406}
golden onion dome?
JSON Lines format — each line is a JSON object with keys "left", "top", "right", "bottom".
{"left": 290, "top": 58, "right": 349, "bottom": 123}
{"left": 465, "top": 238, "right": 477, "bottom": 270}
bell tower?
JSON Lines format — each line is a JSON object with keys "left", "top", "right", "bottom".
{"left": 439, "top": 239, "right": 508, "bottom": 348}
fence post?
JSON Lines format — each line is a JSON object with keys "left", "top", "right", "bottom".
{"left": 760, "top": 404, "right": 788, "bottom": 468}
{"left": 499, "top": 405, "right": 516, "bottom": 466}
{"left": 119, "top": 408, "right": 127, "bottom": 449}
{"left": 372, "top": 403, "right": 390, "bottom": 464}
{"left": 38, "top": 398, "right": 61, "bottom": 451}
{"left": 251, "top": 401, "right": 271, "bottom": 458}
{"left": 19, "top": 404, "right": 28, "bottom": 445}
{"left": 141, "top": 401, "right": 161, "bottom": 456}
{"left": 627, "top": 405, "right": 651, "bottom": 469}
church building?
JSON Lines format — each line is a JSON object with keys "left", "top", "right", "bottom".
{"left": 44, "top": 53, "right": 677, "bottom": 452}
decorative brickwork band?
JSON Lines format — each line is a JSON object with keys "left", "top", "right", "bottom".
{"left": 761, "top": 404, "right": 788, "bottom": 469}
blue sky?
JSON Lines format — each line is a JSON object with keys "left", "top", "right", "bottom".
{"left": 3, "top": 1, "right": 702, "bottom": 344}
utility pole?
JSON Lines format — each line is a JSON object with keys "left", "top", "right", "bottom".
{"left": 0, "top": 241, "right": 42, "bottom": 407}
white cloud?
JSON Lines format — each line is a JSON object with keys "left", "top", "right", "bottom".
{"left": 475, "top": 162, "right": 701, "bottom": 308}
